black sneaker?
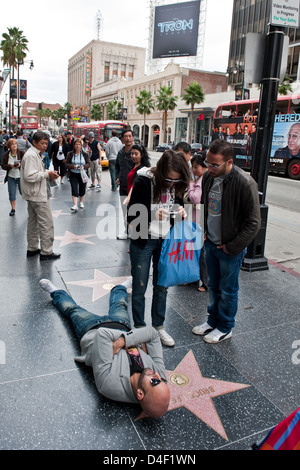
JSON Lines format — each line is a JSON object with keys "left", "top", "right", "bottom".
{"left": 27, "top": 249, "right": 41, "bottom": 257}
{"left": 89, "top": 184, "right": 95, "bottom": 189}
{"left": 40, "top": 252, "right": 61, "bottom": 261}
{"left": 9, "top": 209, "right": 15, "bottom": 216}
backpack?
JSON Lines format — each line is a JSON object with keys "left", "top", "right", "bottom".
{"left": 252, "top": 407, "right": 300, "bottom": 450}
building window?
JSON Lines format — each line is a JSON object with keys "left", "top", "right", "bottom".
{"left": 104, "top": 62, "right": 110, "bottom": 82}
{"left": 121, "top": 64, "right": 126, "bottom": 78}
{"left": 128, "top": 64, "right": 134, "bottom": 81}
{"left": 113, "top": 63, "right": 118, "bottom": 79}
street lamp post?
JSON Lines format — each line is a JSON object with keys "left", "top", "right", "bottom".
{"left": 17, "top": 59, "right": 34, "bottom": 126}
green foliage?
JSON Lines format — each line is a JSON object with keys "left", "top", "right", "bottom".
{"left": 0, "top": 27, "right": 29, "bottom": 74}
{"left": 181, "top": 81, "right": 205, "bottom": 143}
{"left": 106, "top": 100, "right": 122, "bottom": 120}
{"left": 156, "top": 85, "right": 178, "bottom": 141}
{"left": 136, "top": 90, "right": 155, "bottom": 144}
{"left": 90, "top": 103, "right": 102, "bottom": 121}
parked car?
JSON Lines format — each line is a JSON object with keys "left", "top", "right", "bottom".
{"left": 155, "top": 143, "right": 172, "bottom": 152}
{"left": 100, "top": 148, "right": 108, "bottom": 168}
{"left": 191, "top": 142, "right": 209, "bottom": 155}
{"left": 191, "top": 143, "right": 203, "bottom": 154}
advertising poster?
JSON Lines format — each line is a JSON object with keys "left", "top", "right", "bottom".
{"left": 20, "top": 80, "right": 27, "bottom": 100}
{"left": 271, "top": 114, "right": 300, "bottom": 161}
{"left": 10, "top": 79, "right": 17, "bottom": 99}
{"left": 153, "top": 0, "right": 200, "bottom": 59}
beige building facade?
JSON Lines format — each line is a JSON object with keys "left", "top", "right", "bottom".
{"left": 90, "top": 62, "right": 227, "bottom": 149}
{"left": 68, "top": 40, "right": 146, "bottom": 109}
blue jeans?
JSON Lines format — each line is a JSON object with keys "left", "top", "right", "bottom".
{"left": 204, "top": 239, "right": 245, "bottom": 334}
{"left": 130, "top": 238, "right": 167, "bottom": 329}
{"left": 51, "top": 285, "right": 131, "bottom": 341}
{"left": 7, "top": 176, "right": 22, "bottom": 201}
{"left": 108, "top": 160, "right": 117, "bottom": 190}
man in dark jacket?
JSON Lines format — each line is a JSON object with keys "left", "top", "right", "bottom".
{"left": 115, "top": 128, "right": 134, "bottom": 238}
{"left": 192, "top": 139, "right": 261, "bottom": 343}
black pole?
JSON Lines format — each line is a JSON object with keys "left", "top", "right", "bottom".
{"left": 242, "top": 24, "right": 285, "bottom": 272}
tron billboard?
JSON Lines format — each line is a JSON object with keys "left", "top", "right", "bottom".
{"left": 153, "top": 0, "right": 200, "bottom": 59}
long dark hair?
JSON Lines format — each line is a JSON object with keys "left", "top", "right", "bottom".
{"left": 131, "top": 143, "right": 151, "bottom": 167}
{"left": 152, "top": 149, "right": 190, "bottom": 202}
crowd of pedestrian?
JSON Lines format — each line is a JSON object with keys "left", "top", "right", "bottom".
{"left": 1, "top": 126, "right": 261, "bottom": 420}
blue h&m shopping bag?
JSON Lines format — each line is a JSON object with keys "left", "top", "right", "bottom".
{"left": 157, "top": 221, "right": 202, "bottom": 288}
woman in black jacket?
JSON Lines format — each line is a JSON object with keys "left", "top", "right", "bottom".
{"left": 50, "top": 134, "right": 68, "bottom": 184}
{"left": 127, "top": 150, "right": 190, "bottom": 347}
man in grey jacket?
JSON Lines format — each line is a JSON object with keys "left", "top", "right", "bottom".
{"left": 192, "top": 139, "right": 261, "bottom": 344}
{"left": 105, "top": 129, "right": 123, "bottom": 191}
{"left": 39, "top": 278, "right": 170, "bottom": 420}
{"left": 20, "top": 131, "right": 61, "bottom": 260}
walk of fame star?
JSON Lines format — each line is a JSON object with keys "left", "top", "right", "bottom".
{"left": 55, "top": 231, "right": 96, "bottom": 246}
{"left": 166, "top": 350, "right": 250, "bottom": 440}
{"left": 66, "top": 269, "right": 131, "bottom": 301}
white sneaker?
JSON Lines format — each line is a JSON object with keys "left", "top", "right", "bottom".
{"left": 71, "top": 205, "right": 78, "bottom": 212}
{"left": 192, "top": 321, "right": 213, "bottom": 336}
{"left": 157, "top": 328, "right": 175, "bottom": 347}
{"left": 204, "top": 328, "right": 232, "bottom": 344}
{"left": 121, "top": 277, "right": 132, "bottom": 289}
{"left": 39, "top": 279, "right": 57, "bottom": 293}
{"left": 96, "top": 184, "right": 101, "bottom": 192}
{"left": 79, "top": 202, "right": 84, "bottom": 208}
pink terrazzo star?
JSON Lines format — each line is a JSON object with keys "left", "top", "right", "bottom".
{"left": 66, "top": 269, "right": 131, "bottom": 301}
{"left": 55, "top": 230, "right": 96, "bottom": 246}
{"left": 166, "top": 350, "right": 250, "bottom": 440}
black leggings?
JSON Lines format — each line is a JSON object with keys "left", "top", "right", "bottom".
{"left": 69, "top": 172, "right": 86, "bottom": 198}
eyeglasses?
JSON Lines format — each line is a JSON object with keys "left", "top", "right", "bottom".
{"left": 204, "top": 160, "right": 226, "bottom": 169}
{"left": 288, "top": 133, "right": 300, "bottom": 140}
{"left": 150, "top": 378, "right": 161, "bottom": 386}
{"left": 164, "top": 177, "right": 182, "bottom": 183}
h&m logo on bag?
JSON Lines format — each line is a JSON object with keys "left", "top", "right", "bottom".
{"left": 168, "top": 240, "right": 195, "bottom": 264}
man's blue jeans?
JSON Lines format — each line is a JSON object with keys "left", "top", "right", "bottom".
{"left": 204, "top": 239, "right": 245, "bottom": 334}
{"left": 108, "top": 160, "right": 117, "bottom": 190}
{"left": 130, "top": 238, "right": 167, "bottom": 329}
{"left": 51, "top": 285, "right": 131, "bottom": 341}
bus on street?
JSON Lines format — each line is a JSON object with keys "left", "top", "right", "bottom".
{"left": 212, "top": 94, "right": 300, "bottom": 180}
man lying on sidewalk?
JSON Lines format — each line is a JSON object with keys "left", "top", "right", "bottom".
{"left": 39, "top": 278, "right": 170, "bottom": 420}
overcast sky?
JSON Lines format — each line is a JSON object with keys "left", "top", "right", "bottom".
{"left": 0, "top": 0, "right": 233, "bottom": 106}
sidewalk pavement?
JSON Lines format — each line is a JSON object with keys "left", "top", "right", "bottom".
{"left": 0, "top": 166, "right": 299, "bottom": 453}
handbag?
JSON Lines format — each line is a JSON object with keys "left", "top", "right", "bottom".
{"left": 80, "top": 168, "right": 89, "bottom": 184}
{"left": 157, "top": 220, "right": 202, "bottom": 287}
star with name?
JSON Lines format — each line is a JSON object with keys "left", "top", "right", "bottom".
{"left": 166, "top": 350, "right": 250, "bottom": 440}
{"left": 66, "top": 269, "right": 131, "bottom": 302}
{"left": 55, "top": 230, "right": 96, "bottom": 247}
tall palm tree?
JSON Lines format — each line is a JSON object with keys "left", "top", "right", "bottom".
{"left": 90, "top": 103, "right": 102, "bottom": 121}
{"left": 156, "top": 85, "right": 178, "bottom": 142}
{"left": 0, "top": 27, "right": 29, "bottom": 74}
{"left": 181, "top": 81, "right": 205, "bottom": 144}
{"left": 0, "top": 27, "right": 29, "bottom": 129}
{"left": 136, "top": 89, "right": 155, "bottom": 145}
{"left": 107, "top": 100, "right": 122, "bottom": 120}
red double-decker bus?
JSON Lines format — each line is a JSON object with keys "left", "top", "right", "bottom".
{"left": 213, "top": 94, "right": 300, "bottom": 180}
{"left": 19, "top": 115, "right": 39, "bottom": 133}
{"left": 73, "top": 120, "right": 127, "bottom": 143}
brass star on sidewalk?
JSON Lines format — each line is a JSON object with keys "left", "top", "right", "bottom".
{"left": 55, "top": 230, "right": 96, "bottom": 246}
{"left": 166, "top": 350, "right": 250, "bottom": 440}
{"left": 66, "top": 269, "right": 131, "bottom": 301}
